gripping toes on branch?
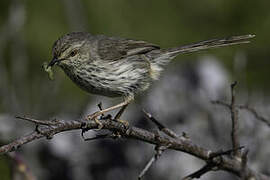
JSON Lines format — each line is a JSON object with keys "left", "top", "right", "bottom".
{"left": 86, "top": 112, "right": 104, "bottom": 129}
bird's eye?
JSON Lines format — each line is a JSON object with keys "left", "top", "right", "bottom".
{"left": 70, "top": 49, "right": 78, "bottom": 57}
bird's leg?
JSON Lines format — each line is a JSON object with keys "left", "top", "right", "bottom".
{"left": 86, "top": 97, "right": 133, "bottom": 128}
{"left": 97, "top": 102, "right": 105, "bottom": 116}
{"left": 93, "top": 98, "right": 132, "bottom": 117}
{"left": 113, "top": 104, "right": 129, "bottom": 127}
{"left": 97, "top": 102, "right": 112, "bottom": 119}
{"left": 114, "top": 104, "right": 128, "bottom": 120}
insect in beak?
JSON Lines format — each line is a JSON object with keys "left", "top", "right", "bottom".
{"left": 48, "top": 57, "right": 65, "bottom": 67}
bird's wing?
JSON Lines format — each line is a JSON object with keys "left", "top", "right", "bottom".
{"left": 97, "top": 36, "right": 160, "bottom": 61}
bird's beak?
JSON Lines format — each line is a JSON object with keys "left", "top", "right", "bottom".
{"left": 48, "top": 58, "right": 62, "bottom": 67}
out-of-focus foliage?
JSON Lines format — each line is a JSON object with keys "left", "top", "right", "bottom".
{"left": 0, "top": 1, "right": 270, "bottom": 180}
{"left": 0, "top": 155, "right": 11, "bottom": 180}
{"left": 0, "top": 0, "right": 269, "bottom": 114}
{"left": 1, "top": 0, "right": 269, "bottom": 91}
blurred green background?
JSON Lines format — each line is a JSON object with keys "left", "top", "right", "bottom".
{"left": 1, "top": 0, "right": 269, "bottom": 117}
{"left": 0, "top": 0, "right": 270, "bottom": 180}
{"left": 0, "top": 0, "right": 270, "bottom": 115}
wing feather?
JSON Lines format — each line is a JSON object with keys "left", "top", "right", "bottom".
{"left": 97, "top": 36, "right": 160, "bottom": 61}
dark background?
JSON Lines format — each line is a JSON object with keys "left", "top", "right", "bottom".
{"left": 0, "top": 0, "right": 269, "bottom": 180}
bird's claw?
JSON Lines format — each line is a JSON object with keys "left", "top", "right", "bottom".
{"left": 116, "top": 119, "right": 129, "bottom": 128}
{"left": 86, "top": 112, "right": 104, "bottom": 130}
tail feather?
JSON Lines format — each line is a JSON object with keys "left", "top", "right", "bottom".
{"left": 163, "top": 34, "right": 255, "bottom": 57}
{"left": 148, "top": 34, "right": 255, "bottom": 80}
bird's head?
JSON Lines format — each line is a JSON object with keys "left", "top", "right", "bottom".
{"left": 48, "top": 32, "right": 92, "bottom": 68}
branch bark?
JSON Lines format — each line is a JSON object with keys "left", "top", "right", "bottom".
{"left": 230, "top": 81, "right": 241, "bottom": 158}
{"left": 0, "top": 115, "right": 268, "bottom": 180}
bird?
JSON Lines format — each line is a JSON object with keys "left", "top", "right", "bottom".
{"left": 47, "top": 32, "right": 254, "bottom": 125}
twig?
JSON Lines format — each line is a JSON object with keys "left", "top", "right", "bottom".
{"left": 138, "top": 145, "right": 168, "bottom": 180}
{"left": 238, "top": 105, "right": 270, "bottom": 127}
{"left": 241, "top": 149, "right": 249, "bottom": 180}
{"left": 211, "top": 102, "right": 270, "bottom": 128}
{"left": 230, "top": 81, "right": 241, "bottom": 157}
{"left": 182, "top": 146, "right": 244, "bottom": 180}
{"left": 139, "top": 110, "right": 180, "bottom": 179}
{"left": 182, "top": 163, "right": 215, "bottom": 180}
{"left": 142, "top": 109, "right": 245, "bottom": 180}
{"left": 15, "top": 116, "right": 59, "bottom": 126}
{"left": 209, "top": 146, "right": 244, "bottom": 158}
{"left": 211, "top": 100, "right": 230, "bottom": 109}
{"left": 83, "top": 133, "right": 117, "bottom": 141}
{"left": 142, "top": 109, "right": 181, "bottom": 139}
{"left": 212, "top": 82, "right": 242, "bottom": 157}
{"left": 0, "top": 113, "right": 268, "bottom": 179}
{"left": 138, "top": 156, "right": 155, "bottom": 180}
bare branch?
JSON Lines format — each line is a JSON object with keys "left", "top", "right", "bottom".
{"left": 211, "top": 100, "right": 231, "bottom": 109}
{"left": 211, "top": 102, "right": 270, "bottom": 128}
{"left": 138, "top": 156, "right": 156, "bottom": 180}
{"left": 182, "top": 163, "right": 215, "bottom": 180}
{"left": 182, "top": 147, "right": 244, "bottom": 180}
{"left": 15, "top": 116, "right": 60, "bottom": 126}
{"left": 0, "top": 114, "right": 268, "bottom": 179}
{"left": 143, "top": 109, "right": 183, "bottom": 139}
{"left": 138, "top": 145, "right": 168, "bottom": 180}
{"left": 241, "top": 149, "right": 249, "bottom": 180}
{"left": 209, "top": 146, "right": 244, "bottom": 158}
{"left": 1, "top": 93, "right": 270, "bottom": 180}
{"left": 238, "top": 105, "right": 270, "bottom": 127}
{"left": 230, "top": 81, "right": 241, "bottom": 157}
{"left": 210, "top": 83, "right": 270, "bottom": 180}
{"left": 83, "top": 133, "right": 117, "bottom": 141}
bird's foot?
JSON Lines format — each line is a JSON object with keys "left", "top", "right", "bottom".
{"left": 115, "top": 119, "right": 129, "bottom": 128}
{"left": 86, "top": 112, "right": 104, "bottom": 130}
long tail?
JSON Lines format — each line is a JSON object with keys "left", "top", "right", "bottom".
{"left": 148, "top": 34, "right": 255, "bottom": 80}
{"left": 163, "top": 34, "right": 255, "bottom": 57}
